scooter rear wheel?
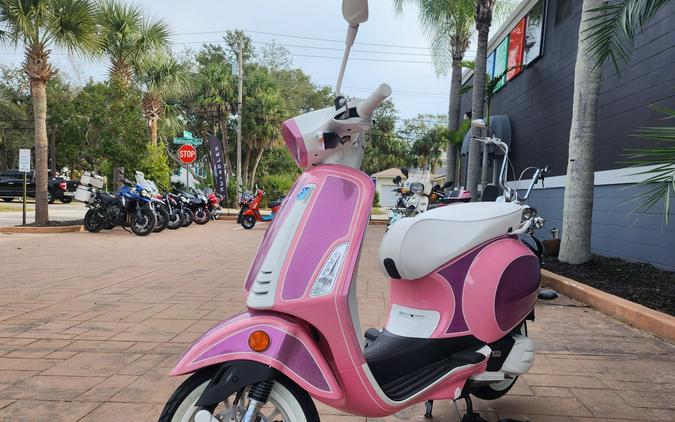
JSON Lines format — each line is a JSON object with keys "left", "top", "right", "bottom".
{"left": 158, "top": 367, "right": 318, "bottom": 422}
{"left": 242, "top": 215, "right": 256, "bottom": 229}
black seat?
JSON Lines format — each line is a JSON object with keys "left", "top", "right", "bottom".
{"left": 481, "top": 184, "right": 500, "bottom": 202}
{"left": 98, "top": 192, "right": 115, "bottom": 203}
{"left": 268, "top": 199, "right": 282, "bottom": 208}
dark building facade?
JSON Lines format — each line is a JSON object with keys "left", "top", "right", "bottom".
{"left": 459, "top": 0, "right": 675, "bottom": 270}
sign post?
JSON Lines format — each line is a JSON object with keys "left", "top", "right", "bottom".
{"left": 18, "top": 149, "right": 31, "bottom": 226}
{"left": 178, "top": 144, "right": 197, "bottom": 188}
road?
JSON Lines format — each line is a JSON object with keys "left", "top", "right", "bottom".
{"left": 0, "top": 223, "right": 673, "bottom": 421}
{"left": 0, "top": 201, "right": 87, "bottom": 226}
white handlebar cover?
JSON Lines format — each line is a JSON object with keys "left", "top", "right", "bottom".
{"left": 356, "top": 83, "right": 392, "bottom": 118}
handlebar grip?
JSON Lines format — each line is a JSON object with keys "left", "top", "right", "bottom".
{"left": 356, "top": 83, "right": 392, "bottom": 118}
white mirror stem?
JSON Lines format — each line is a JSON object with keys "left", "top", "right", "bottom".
{"left": 336, "top": 25, "right": 358, "bottom": 96}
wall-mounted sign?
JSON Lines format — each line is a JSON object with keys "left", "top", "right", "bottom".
{"left": 524, "top": 0, "right": 546, "bottom": 65}
{"left": 507, "top": 17, "right": 527, "bottom": 81}
{"left": 487, "top": 51, "right": 496, "bottom": 79}
{"left": 493, "top": 36, "right": 509, "bottom": 92}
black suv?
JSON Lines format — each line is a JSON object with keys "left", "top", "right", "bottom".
{"left": 0, "top": 170, "right": 78, "bottom": 203}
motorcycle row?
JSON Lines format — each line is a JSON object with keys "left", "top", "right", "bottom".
{"left": 387, "top": 168, "right": 472, "bottom": 228}
{"left": 74, "top": 171, "right": 224, "bottom": 236}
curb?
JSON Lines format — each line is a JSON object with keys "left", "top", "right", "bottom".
{"left": 0, "top": 225, "right": 84, "bottom": 234}
{"left": 541, "top": 269, "right": 675, "bottom": 343}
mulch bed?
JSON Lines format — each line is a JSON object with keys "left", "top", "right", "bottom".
{"left": 542, "top": 255, "right": 675, "bottom": 316}
{"left": 21, "top": 219, "right": 84, "bottom": 227}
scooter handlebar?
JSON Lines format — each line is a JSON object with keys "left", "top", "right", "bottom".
{"left": 356, "top": 83, "right": 392, "bottom": 119}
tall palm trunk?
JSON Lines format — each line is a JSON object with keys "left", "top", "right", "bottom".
{"left": 142, "top": 93, "right": 161, "bottom": 146}
{"left": 250, "top": 149, "right": 264, "bottom": 189}
{"left": 149, "top": 119, "right": 158, "bottom": 146}
{"left": 243, "top": 143, "right": 252, "bottom": 187}
{"left": 467, "top": 3, "right": 493, "bottom": 200}
{"left": 446, "top": 58, "right": 463, "bottom": 185}
{"left": 559, "top": 0, "right": 604, "bottom": 264}
{"left": 31, "top": 79, "right": 49, "bottom": 223}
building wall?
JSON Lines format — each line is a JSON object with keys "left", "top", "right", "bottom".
{"left": 525, "top": 185, "right": 675, "bottom": 271}
{"left": 457, "top": 0, "right": 675, "bottom": 270}
{"left": 460, "top": 0, "right": 675, "bottom": 177}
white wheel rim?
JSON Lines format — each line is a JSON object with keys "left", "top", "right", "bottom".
{"left": 171, "top": 380, "right": 307, "bottom": 422}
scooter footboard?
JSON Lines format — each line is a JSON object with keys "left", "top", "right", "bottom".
{"left": 169, "top": 312, "right": 342, "bottom": 401}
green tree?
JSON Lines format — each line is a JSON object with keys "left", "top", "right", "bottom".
{"left": 363, "top": 100, "right": 412, "bottom": 174}
{"left": 97, "top": 0, "right": 170, "bottom": 86}
{"left": 0, "top": 0, "right": 99, "bottom": 223}
{"left": 411, "top": 125, "right": 450, "bottom": 170}
{"left": 136, "top": 52, "right": 189, "bottom": 146}
{"left": 393, "top": 0, "right": 473, "bottom": 184}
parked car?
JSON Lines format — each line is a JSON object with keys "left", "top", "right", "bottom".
{"left": 0, "top": 170, "right": 77, "bottom": 203}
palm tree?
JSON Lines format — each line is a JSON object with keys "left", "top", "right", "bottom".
{"left": 559, "top": 0, "right": 672, "bottom": 264}
{"left": 97, "top": 0, "right": 169, "bottom": 86}
{"left": 393, "top": 0, "right": 473, "bottom": 186}
{"left": 136, "top": 52, "right": 189, "bottom": 146}
{"left": 0, "top": 0, "right": 98, "bottom": 224}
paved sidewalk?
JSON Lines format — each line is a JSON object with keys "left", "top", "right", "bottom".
{"left": 0, "top": 223, "right": 673, "bottom": 421}
{"left": 0, "top": 201, "right": 86, "bottom": 226}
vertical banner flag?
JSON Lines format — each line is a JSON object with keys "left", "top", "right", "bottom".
{"left": 493, "top": 36, "right": 509, "bottom": 92}
{"left": 524, "top": 0, "right": 545, "bottom": 65}
{"left": 507, "top": 17, "right": 527, "bottom": 81}
{"left": 208, "top": 135, "right": 227, "bottom": 197}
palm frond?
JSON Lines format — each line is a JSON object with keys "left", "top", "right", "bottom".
{"left": 624, "top": 105, "right": 675, "bottom": 223}
{"left": 583, "top": 0, "right": 670, "bottom": 71}
{"left": 45, "top": 0, "right": 99, "bottom": 54}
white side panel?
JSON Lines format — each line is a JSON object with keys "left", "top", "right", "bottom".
{"left": 500, "top": 334, "right": 535, "bottom": 376}
{"left": 385, "top": 304, "right": 440, "bottom": 338}
{"left": 247, "top": 184, "right": 315, "bottom": 309}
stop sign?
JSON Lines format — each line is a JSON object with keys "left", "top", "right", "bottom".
{"left": 178, "top": 144, "right": 197, "bottom": 164}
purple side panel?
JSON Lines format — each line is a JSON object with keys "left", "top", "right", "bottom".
{"left": 495, "top": 255, "right": 540, "bottom": 331}
{"left": 281, "top": 119, "right": 306, "bottom": 167}
{"left": 244, "top": 178, "right": 303, "bottom": 290}
{"left": 196, "top": 327, "right": 329, "bottom": 391}
{"left": 438, "top": 247, "right": 483, "bottom": 333}
{"left": 281, "top": 176, "right": 358, "bottom": 300}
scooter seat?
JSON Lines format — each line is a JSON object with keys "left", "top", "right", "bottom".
{"left": 268, "top": 200, "right": 282, "bottom": 209}
{"left": 379, "top": 202, "right": 523, "bottom": 280}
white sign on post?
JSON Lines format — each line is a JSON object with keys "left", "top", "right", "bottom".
{"left": 19, "top": 149, "right": 31, "bottom": 172}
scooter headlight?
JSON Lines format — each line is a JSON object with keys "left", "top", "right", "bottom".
{"left": 311, "top": 243, "right": 348, "bottom": 297}
{"left": 410, "top": 182, "right": 424, "bottom": 195}
{"left": 522, "top": 206, "right": 537, "bottom": 222}
{"left": 141, "top": 189, "right": 151, "bottom": 198}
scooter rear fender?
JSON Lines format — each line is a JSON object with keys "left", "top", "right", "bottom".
{"left": 169, "top": 311, "right": 342, "bottom": 401}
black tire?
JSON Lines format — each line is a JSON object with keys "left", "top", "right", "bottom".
{"left": 2, "top": 197, "right": 13, "bottom": 202}
{"left": 193, "top": 207, "right": 210, "bottom": 225}
{"left": 471, "top": 322, "right": 527, "bottom": 401}
{"left": 154, "top": 206, "right": 170, "bottom": 233}
{"left": 84, "top": 209, "right": 105, "bottom": 233}
{"left": 103, "top": 222, "right": 115, "bottom": 230}
{"left": 182, "top": 209, "right": 194, "bottom": 227}
{"left": 48, "top": 193, "right": 55, "bottom": 204}
{"left": 158, "top": 366, "right": 319, "bottom": 422}
{"left": 241, "top": 215, "right": 256, "bottom": 229}
{"left": 130, "top": 207, "right": 156, "bottom": 236}
{"left": 237, "top": 205, "right": 248, "bottom": 224}
{"left": 60, "top": 197, "right": 73, "bottom": 204}
{"left": 167, "top": 209, "right": 182, "bottom": 230}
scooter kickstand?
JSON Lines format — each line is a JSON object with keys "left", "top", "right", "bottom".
{"left": 460, "top": 396, "right": 489, "bottom": 422}
{"left": 424, "top": 400, "right": 433, "bottom": 418}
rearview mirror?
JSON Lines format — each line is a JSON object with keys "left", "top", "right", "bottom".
{"left": 342, "top": 0, "right": 368, "bottom": 26}
{"left": 400, "top": 168, "right": 409, "bottom": 178}
{"left": 393, "top": 175, "right": 402, "bottom": 185}
{"left": 442, "top": 181, "right": 453, "bottom": 189}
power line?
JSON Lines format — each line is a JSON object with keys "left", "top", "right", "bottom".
{"left": 172, "top": 29, "right": 432, "bottom": 51}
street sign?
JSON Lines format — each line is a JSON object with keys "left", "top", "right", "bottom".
{"left": 173, "top": 130, "right": 203, "bottom": 146}
{"left": 19, "top": 149, "right": 31, "bottom": 172}
{"left": 178, "top": 144, "right": 197, "bottom": 164}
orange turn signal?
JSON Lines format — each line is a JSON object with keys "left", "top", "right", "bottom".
{"left": 248, "top": 330, "right": 271, "bottom": 352}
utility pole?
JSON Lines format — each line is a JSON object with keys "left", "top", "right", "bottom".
{"left": 236, "top": 43, "right": 244, "bottom": 198}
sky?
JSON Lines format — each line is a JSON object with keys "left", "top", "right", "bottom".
{"left": 0, "top": 0, "right": 512, "bottom": 120}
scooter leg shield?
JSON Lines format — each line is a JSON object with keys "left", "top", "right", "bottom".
{"left": 169, "top": 312, "right": 342, "bottom": 401}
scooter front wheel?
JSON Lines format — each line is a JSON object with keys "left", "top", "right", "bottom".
{"left": 159, "top": 368, "right": 318, "bottom": 422}
{"left": 241, "top": 215, "right": 256, "bottom": 229}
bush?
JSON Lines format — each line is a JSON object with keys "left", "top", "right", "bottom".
{"left": 373, "top": 190, "right": 380, "bottom": 207}
{"left": 259, "top": 173, "right": 298, "bottom": 207}
{"left": 138, "top": 143, "right": 171, "bottom": 190}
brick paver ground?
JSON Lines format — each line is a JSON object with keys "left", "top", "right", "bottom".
{"left": 0, "top": 223, "right": 673, "bottom": 421}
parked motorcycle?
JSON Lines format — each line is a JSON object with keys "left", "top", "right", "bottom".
{"left": 160, "top": 2, "right": 554, "bottom": 421}
{"left": 83, "top": 179, "right": 157, "bottom": 236}
{"left": 179, "top": 189, "right": 210, "bottom": 225}
{"left": 238, "top": 188, "right": 283, "bottom": 229}
{"left": 387, "top": 171, "right": 431, "bottom": 228}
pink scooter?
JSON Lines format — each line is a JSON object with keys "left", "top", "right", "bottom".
{"left": 160, "top": 2, "right": 553, "bottom": 422}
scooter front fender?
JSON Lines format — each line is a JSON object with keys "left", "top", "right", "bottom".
{"left": 169, "top": 311, "right": 342, "bottom": 401}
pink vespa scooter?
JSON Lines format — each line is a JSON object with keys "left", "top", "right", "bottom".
{"left": 160, "top": 2, "right": 553, "bottom": 421}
